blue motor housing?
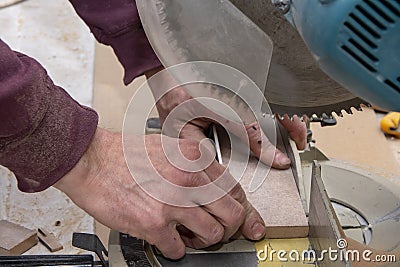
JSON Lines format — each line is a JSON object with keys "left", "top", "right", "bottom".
{"left": 289, "top": 0, "right": 400, "bottom": 111}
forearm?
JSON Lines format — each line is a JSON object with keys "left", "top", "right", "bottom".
{"left": 68, "top": 0, "right": 162, "bottom": 84}
{"left": 0, "top": 40, "right": 98, "bottom": 192}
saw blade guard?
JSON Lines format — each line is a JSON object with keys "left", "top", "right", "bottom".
{"left": 136, "top": 0, "right": 274, "bottom": 122}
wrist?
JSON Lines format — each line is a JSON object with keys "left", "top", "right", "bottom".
{"left": 54, "top": 128, "right": 104, "bottom": 200}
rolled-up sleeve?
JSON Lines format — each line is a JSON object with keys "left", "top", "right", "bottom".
{"left": 68, "top": 0, "right": 162, "bottom": 85}
{"left": 0, "top": 40, "right": 98, "bottom": 192}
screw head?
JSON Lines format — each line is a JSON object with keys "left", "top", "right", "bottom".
{"left": 274, "top": 0, "right": 291, "bottom": 14}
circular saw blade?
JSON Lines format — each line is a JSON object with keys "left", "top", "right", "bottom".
{"left": 230, "top": 0, "right": 369, "bottom": 118}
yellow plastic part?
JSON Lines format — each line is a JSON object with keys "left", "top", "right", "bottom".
{"left": 381, "top": 112, "right": 400, "bottom": 138}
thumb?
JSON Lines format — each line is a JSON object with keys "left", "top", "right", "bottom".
{"left": 179, "top": 119, "right": 211, "bottom": 142}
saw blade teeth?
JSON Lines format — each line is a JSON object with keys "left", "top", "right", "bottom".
{"left": 270, "top": 98, "right": 370, "bottom": 120}
{"left": 326, "top": 113, "right": 335, "bottom": 120}
{"left": 344, "top": 107, "right": 353, "bottom": 115}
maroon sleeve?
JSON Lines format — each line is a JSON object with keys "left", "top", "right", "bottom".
{"left": 68, "top": 0, "right": 162, "bottom": 85}
{"left": 0, "top": 40, "right": 98, "bottom": 192}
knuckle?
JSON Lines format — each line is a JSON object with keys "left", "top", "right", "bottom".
{"left": 229, "top": 184, "right": 247, "bottom": 203}
{"left": 155, "top": 239, "right": 185, "bottom": 260}
{"left": 173, "top": 245, "right": 186, "bottom": 259}
{"left": 231, "top": 202, "right": 246, "bottom": 222}
{"left": 146, "top": 217, "right": 168, "bottom": 233}
{"left": 177, "top": 88, "right": 189, "bottom": 99}
{"left": 186, "top": 172, "right": 205, "bottom": 187}
{"left": 160, "top": 241, "right": 185, "bottom": 260}
{"left": 189, "top": 145, "right": 201, "bottom": 160}
{"left": 180, "top": 140, "right": 201, "bottom": 160}
{"left": 205, "top": 223, "right": 224, "bottom": 244}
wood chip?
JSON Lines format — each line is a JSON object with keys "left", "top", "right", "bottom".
{"left": 37, "top": 228, "right": 63, "bottom": 252}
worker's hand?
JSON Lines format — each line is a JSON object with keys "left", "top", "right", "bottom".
{"left": 54, "top": 128, "right": 265, "bottom": 259}
{"left": 153, "top": 86, "right": 307, "bottom": 170}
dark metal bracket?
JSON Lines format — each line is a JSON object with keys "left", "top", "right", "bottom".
{"left": 72, "top": 233, "right": 109, "bottom": 267}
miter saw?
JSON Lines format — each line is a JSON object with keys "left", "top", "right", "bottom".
{"left": 108, "top": 0, "right": 400, "bottom": 266}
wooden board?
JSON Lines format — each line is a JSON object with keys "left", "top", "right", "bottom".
{"left": 219, "top": 128, "right": 309, "bottom": 238}
{"left": 0, "top": 220, "right": 38, "bottom": 256}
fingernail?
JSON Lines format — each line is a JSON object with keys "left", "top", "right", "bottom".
{"left": 252, "top": 222, "right": 265, "bottom": 240}
{"left": 277, "top": 153, "right": 291, "bottom": 167}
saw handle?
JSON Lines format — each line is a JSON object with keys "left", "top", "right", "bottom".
{"left": 381, "top": 112, "right": 400, "bottom": 138}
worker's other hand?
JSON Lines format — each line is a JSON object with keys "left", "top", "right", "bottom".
{"left": 152, "top": 85, "right": 307, "bottom": 170}
{"left": 54, "top": 128, "right": 265, "bottom": 260}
